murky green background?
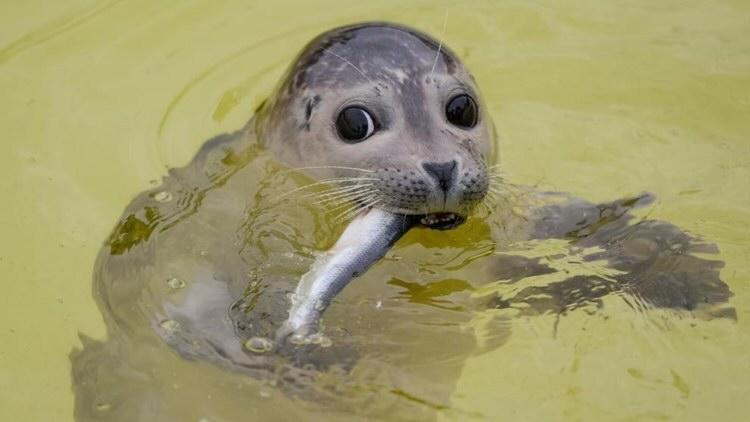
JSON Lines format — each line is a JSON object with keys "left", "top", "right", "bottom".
{"left": 1, "top": 0, "right": 749, "bottom": 420}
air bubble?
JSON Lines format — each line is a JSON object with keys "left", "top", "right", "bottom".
{"left": 308, "top": 332, "right": 332, "bottom": 347}
{"left": 160, "top": 319, "right": 180, "bottom": 332}
{"left": 319, "top": 336, "right": 333, "bottom": 348}
{"left": 244, "top": 337, "right": 273, "bottom": 353}
{"left": 289, "top": 333, "right": 309, "bottom": 345}
{"left": 95, "top": 403, "right": 111, "bottom": 412}
{"left": 153, "top": 191, "right": 172, "bottom": 202}
{"left": 166, "top": 277, "right": 186, "bottom": 289}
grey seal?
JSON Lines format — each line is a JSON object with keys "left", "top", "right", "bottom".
{"left": 250, "top": 22, "right": 498, "bottom": 338}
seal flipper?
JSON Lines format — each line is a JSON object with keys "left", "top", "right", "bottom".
{"left": 487, "top": 192, "right": 733, "bottom": 318}
{"left": 530, "top": 191, "right": 655, "bottom": 240}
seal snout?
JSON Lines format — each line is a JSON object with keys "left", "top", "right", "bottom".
{"left": 422, "top": 160, "right": 457, "bottom": 193}
{"left": 371, "top": 156, "right": 488, "bottom": 226}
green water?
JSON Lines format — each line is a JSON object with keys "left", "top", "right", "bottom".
{"left": 1, "top": 1, "right": 749, "bottom": 420}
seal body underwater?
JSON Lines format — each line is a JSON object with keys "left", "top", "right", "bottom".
{"left": 71, "top": 22, "right": 734, "bottom": 421}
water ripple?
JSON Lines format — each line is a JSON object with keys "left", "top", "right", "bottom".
{"left": 0, "top": 0, "right": 121, "bottom": 65}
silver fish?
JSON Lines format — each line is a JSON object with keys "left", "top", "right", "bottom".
{"left": 278, "top": 209, "right": 414, "bottom": 341}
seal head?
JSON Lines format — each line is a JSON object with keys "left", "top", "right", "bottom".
{"left": 257, "top": 22, "right": 494, "bottom": 229}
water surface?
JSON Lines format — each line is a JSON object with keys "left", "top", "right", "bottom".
{"left": 1, "top": 1, "right": 749, "bottom": 420}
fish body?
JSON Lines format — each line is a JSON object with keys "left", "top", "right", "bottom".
{"left": 279, "top": 209, "right": 414, "bottom": 340}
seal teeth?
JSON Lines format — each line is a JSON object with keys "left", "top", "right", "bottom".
{"left": 419, "top": 213, "right": 463, "bottom": 229}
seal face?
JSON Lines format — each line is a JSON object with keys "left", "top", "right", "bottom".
{"left": 257, "top": 22, "right": 494, "bottom": 229}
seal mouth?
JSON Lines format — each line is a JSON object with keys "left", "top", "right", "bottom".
{"left": 418, "top": 212, "right": 466, "bottom": 230}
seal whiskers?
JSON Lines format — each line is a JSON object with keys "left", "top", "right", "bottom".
{"left": 315, "top": 191, "right": 378, "bottom": 210}
{"left": 322, "top": 193, "right": 378, "bottom": 216}
{"left": 306, "top": 183, "right": 376, "bottom": 202}
{"left": 278, "top": 165, "right": 374, "bottom": 174}
{"left": 320, "top": 48, "right": 375, "bottom": 85}
{"left": 332, "top": 199, "right": 382, "bottom": 223}
{"left": 276, "top": 176, "right": 378, "bottom": 200}
{"left": 429, "top": 9, "right": 449, "bottom": 77}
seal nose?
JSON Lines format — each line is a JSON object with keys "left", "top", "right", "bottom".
{"left": 422, "top": 160, "right": 457, "bottom": 192}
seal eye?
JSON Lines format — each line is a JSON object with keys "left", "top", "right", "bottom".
{"left": 336, "top": 107, "right": 376, "bottom": 143}
{"left": 445, "top": 94, "right": 478, "bottom": 128}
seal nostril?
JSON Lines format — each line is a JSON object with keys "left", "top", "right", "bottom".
{"left": 422, "top": 160, "right": 457, "bottom": 192}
